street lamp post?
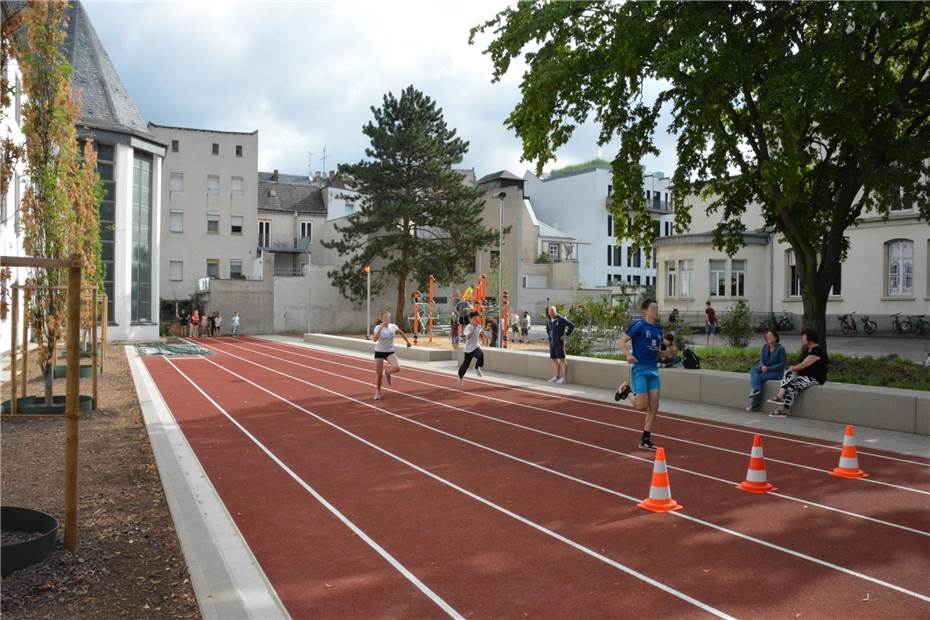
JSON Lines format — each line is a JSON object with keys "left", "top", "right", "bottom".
{"left": 364, "top": 265, "right": 371, "bottom": 338}
{"left": 497, "top": 191, "right": 506, "bottom": 346}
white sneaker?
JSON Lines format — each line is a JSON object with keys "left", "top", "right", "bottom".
{"left": 373, "top": 391, "right": 382, "bottom": 401}
{"left": 556, "top": 377, "right": 566, "bottom": 384}
{"left": 457, "top": 377, "right": 464, "bottom": 388}
{"left": 547, "top": 376, "right": 559, "bottom": 383}
{"left": 475, "top": 368, "right": 483, "bottom": 377}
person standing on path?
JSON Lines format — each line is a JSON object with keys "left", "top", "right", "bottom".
{"left": 457, "top": 311, "right": 486, "bottom": 387}
{"left": 768, "top": 328, "right": 827, "bottom": 417}
{"left": 545, "top": 306, "right": 575, "bottom": 384}
{"left": 615, "top": 299, "right": 676, "bottom": 451}
{"left": 371, "top": 311, "right": 413, "bottom": 401}
{"left": 519, "top": 311, "right": 531, "bottom": 343}
{"left": 190, "top": 309, "right": 200, "bottom": 338}
{"left": 747, "top": 329, "right": 786, "bottom": 410}
{"left": 704, "top": 301, "right": 717, "bottom": 346}
{"left": 230, "top": 311, "right": 240, "bottom": 336}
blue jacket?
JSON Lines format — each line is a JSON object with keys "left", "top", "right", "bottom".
{"left": 546, "top": 316, "right": 575, "bottom": 345}
{"left": 758, "top": 343, "right": 786, "bottom": 374}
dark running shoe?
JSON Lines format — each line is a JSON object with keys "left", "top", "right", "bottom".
{"left": 639, "top": 438, "right": 657, "bottom": 451}
{"left": 614, "top": 382, "right": 631, "bottom": 402}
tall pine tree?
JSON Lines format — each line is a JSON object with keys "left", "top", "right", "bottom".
{"left": 324, "top": 86, "right": 498, "bottom": 323}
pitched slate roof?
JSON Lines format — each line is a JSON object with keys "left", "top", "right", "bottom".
{"left": 477, "top": 170, "right": 523, "bottom": 185}
{"left": 258, "top": 180, "right": 326, "bottom": 215}
{"left": 58, "top": 1, "right": 158, "bottom": 142}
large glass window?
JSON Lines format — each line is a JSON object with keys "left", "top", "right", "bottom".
{"left": 679, "top": 259, "right": 694, "bottom": 298}
{"left": 709, "top": 259, "right": 727, "bottom": 297}
{"left": 886, "top": 240, "right": 913, "bottom": 296}
{"left": 730, "top": 259, "right": 746, "bottom": 297}
{"left": 131, "top": 151, "right": 153, "bottom": 322}
{"left": 96, "top": 143, "right": 116, "bottom": 321}
{"left": 258, "top": 220, "right": 270, "bottom": 247}
{"left": 230, "top": 260, "right": 243, "bottom": 278}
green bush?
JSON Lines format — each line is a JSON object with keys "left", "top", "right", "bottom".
{"left": 564, "top": 328, "right": 596, "bottom": 356}
{"left": 718, "top": 300, "right": 753, "bottom": 348}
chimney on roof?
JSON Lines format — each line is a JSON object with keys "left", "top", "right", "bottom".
{"left": 314, "top": 171, "right": 322, "bottom": 182}
{"left": 272, "top": 169, "right": 279, "bottom": 182}
{"left": 328, "top": 170, "right": 335, "bottom": 180}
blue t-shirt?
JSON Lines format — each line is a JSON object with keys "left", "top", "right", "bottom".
{"left": 626, "top": 319, "right": 662, "bottom": 368}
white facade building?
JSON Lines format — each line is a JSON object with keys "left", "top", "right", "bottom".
{"left": 150, "top": 124, "right": 259, "bottom": 313}
{"left": 1, "top": 38, "right": 27, "bottom": 354}
{"left": 524, "top": 164, "right": 675, "bottom": 289}
{"left": 655, "top": 191, "right": 930, "bottom": 331}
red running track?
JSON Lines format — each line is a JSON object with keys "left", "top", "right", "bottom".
{"left": 142, "top": 337, "right": 930, "bottom": 619}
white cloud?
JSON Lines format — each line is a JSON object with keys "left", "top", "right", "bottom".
{"left": 83, "top": 0, "right": 678, "bottom": 178}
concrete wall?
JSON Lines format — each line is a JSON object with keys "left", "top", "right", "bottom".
{"left": 150, "top": 125, "right": 259, "bottom": 302}
{"left": 304, "top": 333, "right": 456, "bottom": 361}
{"left": 456, "top": 347, "right": 929, "bottom": 435}
{"left": 204, "top": 258, "right": 274, "bottom": 334}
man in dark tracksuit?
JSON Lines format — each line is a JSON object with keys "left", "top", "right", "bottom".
{"left": 545, "top": 305, "right": 575, "bottom": 384}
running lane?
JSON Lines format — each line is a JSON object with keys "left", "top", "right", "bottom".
{"left": 193, "top": 343, "right": 930, "bottom": 618}
{"left": 219, "top": 338, "right": 930, "bottom": 534}
{"left": 150, "top": 355, "right": 725, "bottom": 619}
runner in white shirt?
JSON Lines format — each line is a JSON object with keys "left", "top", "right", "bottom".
{"left": 457, "top": 311, "right": 486, "bottom": 387}
{"left": 371, "top": 311, "right": 412, "bottom": 401}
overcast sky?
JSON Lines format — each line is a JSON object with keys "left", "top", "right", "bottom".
{"left": 84, "top": 0, "right": 678, "bottom": 179}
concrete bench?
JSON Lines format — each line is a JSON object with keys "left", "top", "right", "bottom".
{"left": 303, "top": 333, "right": 456, "bottom": 362}
{"left": 456, "top": 348, "right": 929, "bottom": 435}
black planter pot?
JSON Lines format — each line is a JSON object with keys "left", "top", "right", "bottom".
{"left": 1, "top": 506, "right": 59, "bottom": 577}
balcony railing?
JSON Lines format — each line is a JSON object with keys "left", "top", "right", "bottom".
{"left": 273, "top": 266, "right": 307, "bottom": 277}
{"left": 605, "top": 195, "right": 672, "bottom": 213}
{"left": 258, "top": 236, "right": 311, "bottom": 253}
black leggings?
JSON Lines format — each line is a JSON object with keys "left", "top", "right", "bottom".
{"left": 458, "top": 348, "right": 484, "bottom": 378}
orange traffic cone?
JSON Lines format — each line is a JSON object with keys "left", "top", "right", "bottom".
{"left": 831, "top": 424, "right": 868, "bottom": 479}
{"left": 736, "top": 435, "right": 776, "bottom": 494}
{"left": 638, "top": 447, "right": 683, "bottom": 512}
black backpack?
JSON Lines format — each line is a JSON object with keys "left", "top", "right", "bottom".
{"left": 683, "top": 348, "right": 701, "bottom": 369}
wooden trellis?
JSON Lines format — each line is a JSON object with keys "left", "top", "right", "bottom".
{"left": 1, "top": 254, "right": 85, "bottom": 553}
{"left": 9, "top": 284, "right": 107, "bottom": 412}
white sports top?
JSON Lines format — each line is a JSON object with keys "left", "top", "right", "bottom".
{"left": 463, "top": 323, "right": 481, "bottom": 353}
{"left": 373, "top": 323, "right": 398, "bottom": 352}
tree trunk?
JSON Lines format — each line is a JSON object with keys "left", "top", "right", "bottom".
{"left": 395, "top": 273, "right": 407, "bottom": 330}
{"left": 43, "top": 363, "right": 53, "bottom": 406}
{"left": 799, "top": 257, "right": 830, "bottom": 355}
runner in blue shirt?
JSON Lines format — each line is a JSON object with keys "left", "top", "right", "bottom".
{"left": 615, "top": 299, "right": 677, "bottom": 451}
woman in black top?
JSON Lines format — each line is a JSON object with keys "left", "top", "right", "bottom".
{"left": 768, "top": 328, "right": 827, "bottom": 417}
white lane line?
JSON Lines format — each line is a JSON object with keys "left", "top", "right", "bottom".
{"left": 161, "top": 357, "right": 465, "bottom": 620}
{"left": 255, "top": 337, "right": 930, "bottom": 468}
{"left": 189, "top": 347, "right": 930, "bottom": 607}
{"left": 188, "top": 353, "right": 735, "bottom": 620}
{"left": 234, "top": 338, "right": 930, "bottom": 498}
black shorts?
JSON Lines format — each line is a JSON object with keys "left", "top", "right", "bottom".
{"left": 374, "top": 351, "right": 395, "bottom": 360}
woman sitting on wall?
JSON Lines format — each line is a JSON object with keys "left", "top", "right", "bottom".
{"left": 747, "top": 329, "right": 786, "bottom": 411}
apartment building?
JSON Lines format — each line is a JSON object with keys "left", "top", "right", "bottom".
{"left": 256, "top": 170, "right": 327, "bottom": 276}
{"left": 149, "top": 124, "right": 258, "bottom": 316}
{"left": 523, "top": 164, "right": 675, "bottom": 289}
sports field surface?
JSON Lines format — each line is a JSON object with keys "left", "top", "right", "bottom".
{"left": 141, "top": 335, "right": 930, "bottom": 619}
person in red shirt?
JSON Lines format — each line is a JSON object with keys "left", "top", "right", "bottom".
{"left": 704, "top": 300, "right": 717, "bottom": 346}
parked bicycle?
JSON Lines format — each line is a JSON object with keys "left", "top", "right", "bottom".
{"left": 838, "top": 311, "right": 877, "bottom": 336}
{"left": 891, "top": 312, "right": 913, "bottom": 335}
{"left": 911, "top": 315, "right": 930, "bottom": 337}
{"left": 759, "top": 311, "right": 794, "bottom": 332}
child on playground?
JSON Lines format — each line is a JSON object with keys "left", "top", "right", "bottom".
{"left": 231, "top": 311, "right": 240, "bottom": 336}
{"left": 371, "top": 311, "right": 413, "bottom": 401}
{"left": 457, "top": 311, "right": 486, "bottom": 387}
